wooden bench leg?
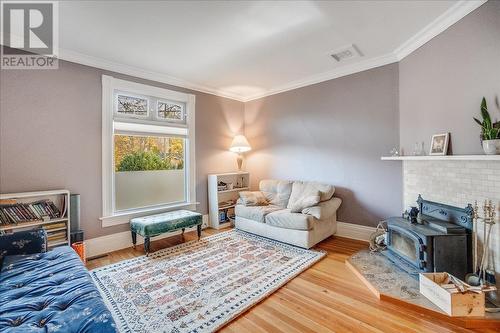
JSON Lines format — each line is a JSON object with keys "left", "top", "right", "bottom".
{"left": 197, "top": 224, "right": 202, "bottom": 240}
{"left": 131, "top": 230, "right": 137, "bottom": 248}
{"left": 144, "top": 236, "right": 151, "bottom": 256}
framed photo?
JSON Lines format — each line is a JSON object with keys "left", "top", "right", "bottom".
{"left": 429, "top": 133, "right": 450, "bottom": 155}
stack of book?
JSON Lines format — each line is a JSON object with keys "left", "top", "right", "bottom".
{"left": 43, "top": 222, "right": 67, "bottom": 231}
{"left": 45, "top": 222, "right": 68, "bottom": 246}
{"left": 47, "top": 230, "right": 67, "bottom": 243}
{"left": 0, "top": 199, "right": 61, "bottom": 225}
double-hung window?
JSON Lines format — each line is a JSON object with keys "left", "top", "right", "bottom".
{"left": 101, "top": 76, "right": 195, "bottom": 225}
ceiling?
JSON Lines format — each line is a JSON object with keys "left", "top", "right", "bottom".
{"left": 58, "top": 1, "right": 485, "bottom": 101}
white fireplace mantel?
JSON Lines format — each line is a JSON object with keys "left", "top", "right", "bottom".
{"left": 381, "top": 155, "right": 500, "bottom": 161}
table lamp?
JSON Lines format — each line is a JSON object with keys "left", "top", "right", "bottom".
{"left": 229, "top": 135, "right": 251, "bottom": 171}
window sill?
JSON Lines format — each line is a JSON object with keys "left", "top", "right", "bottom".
{"left": 100, "top": 201, "right": 199, "bottom": 227}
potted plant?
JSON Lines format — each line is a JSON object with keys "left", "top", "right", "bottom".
{"left": 473, "top": 97, "right": 500, "bottom": 155}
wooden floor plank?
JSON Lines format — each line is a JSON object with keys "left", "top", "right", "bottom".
{"left": 222, "top": 316, "right": 259, "bottom": 333}
{"left": 87, "top": 228, "right": 492, "bottom": 332}
{"left": 259, "top": 298, "right": 334, "bottom": 333}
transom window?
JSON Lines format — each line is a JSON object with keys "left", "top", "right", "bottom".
{"left": 157, "top": 100, "right": 184, "bottom": 121}
{"left": 114, "top": 91, "right": 186, "bottom": 123}
{"left": 102, "top": 75, "right": 196, "bottom": 224}
{"left": 116, "top": 93, "right": 148, "bottom": 117}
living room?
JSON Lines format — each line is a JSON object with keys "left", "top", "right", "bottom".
{"left": 1, "top": 1, "right": 499, "bottom": 332}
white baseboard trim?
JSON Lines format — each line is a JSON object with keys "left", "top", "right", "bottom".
{"left": 335, "top": 221, "right": 376, "bottom": 242}
{"left": 86, "top": 215, "right": 209, "bottom": 258}
{"left": 86, "top": 217, "right": 371, "bottom": 257}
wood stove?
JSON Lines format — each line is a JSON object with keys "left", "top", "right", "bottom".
{"left": 383, "top": 195, "right": 473, "bottom": 280}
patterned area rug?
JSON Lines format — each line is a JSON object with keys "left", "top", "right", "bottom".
{"left": 91, "top": 230, "right": 325, "bottom": 333}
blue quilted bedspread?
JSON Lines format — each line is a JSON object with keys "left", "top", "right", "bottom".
{"left": 0, "top": 246, "right": 117, "bottom": 332}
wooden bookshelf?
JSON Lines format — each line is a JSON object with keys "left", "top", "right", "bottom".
{"left": 44, "top": 226, "right": 68, "bottom": 232}
{"left": 208, "top": 172, "right": 249, "bottom": 229}
{"left": 217, "top": 187, "right": 249, "bottom": 194}
{"left": 0, "top": 217, "right": 68, "bottom": 231}
{"left": 218, "top": 204, "right": 236, "bottom": 210}
{"left": 0, "top": 190, "right": 71, "bottom": 248}
{"left": 47, "top": 239, "right": 69, "bottom": 247}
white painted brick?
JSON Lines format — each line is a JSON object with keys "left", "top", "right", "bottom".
{"left": 487, "top": 174, "right": 500, "bottom": 181}
{"left": 404, "top": 160, "right": 500, "bottom": 284}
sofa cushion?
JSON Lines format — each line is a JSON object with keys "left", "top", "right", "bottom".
{"left": 302, "top": 197, "right": 342, "bottom": 220}
{"left": 287, "top": 181, "right": 335, "bottom": 209}
{"left": 259, "top": 180, "right": 293, "bottom": 208}
{"left": 238, "top": 191, "right": 268, "bottom": 206}
{"left": 265, "top": 209, "right": 314, "bottom": 231}
{"left": 289, "top": 190, "right": 321, "bottom": 213}
{"left": 235, "top": 204, "right": 283, "bottom": 223}
{"left": 0, "top": 246, "right": 117, "bottom": 332}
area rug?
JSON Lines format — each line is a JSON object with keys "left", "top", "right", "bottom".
{"left": 91, "top": 230, "right": 325, "bottom": 333}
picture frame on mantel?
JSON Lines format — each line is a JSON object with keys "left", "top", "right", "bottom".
{"left": 429, "top": 133, "right": 450, "bottom": 155}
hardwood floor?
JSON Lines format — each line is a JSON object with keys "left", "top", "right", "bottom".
{"left": 86, "top": 228, "right": 495, "bottom": 333}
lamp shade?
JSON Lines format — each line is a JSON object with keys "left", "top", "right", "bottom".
{"left": 229, "top": 135, "right": 251, "bottom": 153}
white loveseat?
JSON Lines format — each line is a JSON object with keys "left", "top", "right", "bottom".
{"left": 235, "top": 179, "right": 341, "bottom": 248}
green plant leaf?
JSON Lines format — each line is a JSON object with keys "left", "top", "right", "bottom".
{"left": 493, "top": 128, "right": 500, "bottom": 139}
{"left": 481, "top": 97, "right": 487, "bottom": 112}
{"left": 116, "top": 150, "right": 184, "bottom": 171}
{"left": 480, "top": 97, "right": 492, "bottom": 129}
{"left": 473, "top": 117, "right": 483, "bottom": 126}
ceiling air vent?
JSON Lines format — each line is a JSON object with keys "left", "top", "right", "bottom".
{"left": 330, "top": 44, "right": 362, "bottom": 62}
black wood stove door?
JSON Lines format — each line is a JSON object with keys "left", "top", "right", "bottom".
{"left": 387, "top": 224, "right": 430, "bottom": 271}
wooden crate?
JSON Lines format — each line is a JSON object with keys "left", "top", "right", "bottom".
{"left": 419, "top": 273, "right": 485, "bottom": 317}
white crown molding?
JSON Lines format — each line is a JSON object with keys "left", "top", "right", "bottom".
{"left": 394, "top": 0, "right": 487, "bottom": 61}
{"left": 241, "top": 52, "right": 399, "bottom": 102}
{"left": 58, "top": 48, "right": 246, "bottom": 102}
{"left": 55, "top": 0, "right": 485, "bottom": 103}
{"left": 242, "top": 0, "right": 485, "bottom": 101}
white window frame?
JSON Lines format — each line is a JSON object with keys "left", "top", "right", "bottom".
{"left": 101, "top": 75, "right": 197, "bottom": 227}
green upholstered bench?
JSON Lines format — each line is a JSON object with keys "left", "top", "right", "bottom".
{"left": 130, "top": 210, "right": 203, "bottom": 255}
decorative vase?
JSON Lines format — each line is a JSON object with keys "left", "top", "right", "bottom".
{"left": 482, "top": 139, "right": 500, "bottom": 155}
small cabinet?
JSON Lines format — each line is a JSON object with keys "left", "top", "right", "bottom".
{"left": 208, "top": 172, "right": 249, "bottom": 229}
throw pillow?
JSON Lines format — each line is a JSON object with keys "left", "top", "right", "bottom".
{"left": 287, "top": 181, "right": 335, "bottom": 209}
{"left": 239, "top": 191, "right": 268, "bottom": 206}
{"left": 289, "top": 190, "right": 321, "bottom": 213}
{"left": 259, "top": 180, "right": 293, "bottom": 208}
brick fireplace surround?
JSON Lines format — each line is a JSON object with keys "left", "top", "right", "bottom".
{"left": 403, "top": 160, "right": 500, "bottom": 283}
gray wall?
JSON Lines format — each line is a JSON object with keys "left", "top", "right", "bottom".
{"left": 0, "top": 59, "right": 244, "bottom": 239}
{"left": 244, "top": 64, "right": 402, "bottom": 227}
{"left": 399, "top": 0, "right": 500, "bottom": 155}
{"left": 2, "top": 1, "right": 498, "bottom": 237}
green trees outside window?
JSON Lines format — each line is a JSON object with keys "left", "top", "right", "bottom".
{"left": 114, "top": 135, "right": 184, "bottom": 172}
